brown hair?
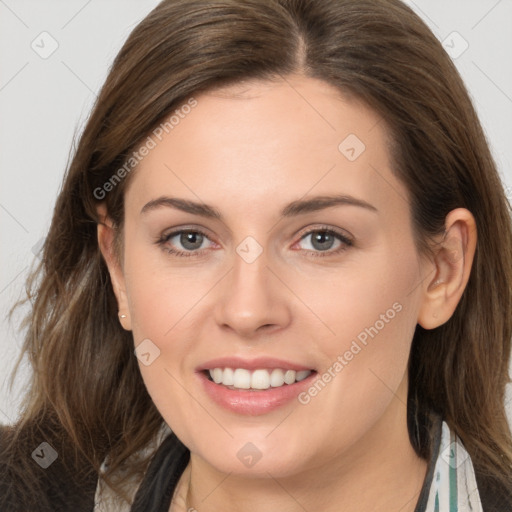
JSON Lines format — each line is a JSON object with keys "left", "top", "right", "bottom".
{"left": 2, "top": 0, "right": 511, "bottom": 508}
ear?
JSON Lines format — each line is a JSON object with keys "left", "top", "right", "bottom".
{"left": 97, "top": 203, "right": 132, "bottom": 331}
{"left": 417, "top": 208, "right": 477, "bottom": 329}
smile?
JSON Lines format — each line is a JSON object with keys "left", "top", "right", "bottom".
{"left": 197, "top": 357, "right": 317, "bottom": 415}
{"left": 207, "top": 368, "right": 313, "bottom": 390}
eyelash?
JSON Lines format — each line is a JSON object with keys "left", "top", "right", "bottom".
{"left": 156, "top": 226, "right": 353, "bottom": 259}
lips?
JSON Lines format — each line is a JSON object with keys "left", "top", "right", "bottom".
{"left": 196, "top": 357, "right": 317, "bottom": 415}
{"left": 198, "top": 356, "right": 313, "bottom": 373}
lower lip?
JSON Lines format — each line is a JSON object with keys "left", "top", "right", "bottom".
{"left": 197, "top": 371, "right": 316, "bottom": 415}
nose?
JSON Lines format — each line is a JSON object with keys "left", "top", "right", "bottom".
{"left": 213, "top": 246, "right": 292, "bottom": 340}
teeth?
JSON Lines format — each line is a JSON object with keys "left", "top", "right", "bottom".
{"left": 233, "top": 368, "right": 251, "bottom": 389}
{"left": 284, "top": 370, "right": 296, "bottom": 385}
{"left": 212, "top": 368, "right": 223, "bottom": 384}
{"left": 223, "top": 367, "right": 234, "bottom": 386}
{"left": 270, "top": 368, "right": 285, "bottom": 387}
{"left": 207, "top": 368, "right": 312, "bottom": 390}
{"left": 296, "top": 370, "right": 311, "bottom": 382}
{"left": 251, "top": 369, "right": 270, "bottom": 390}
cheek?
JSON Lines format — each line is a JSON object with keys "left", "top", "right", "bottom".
{"left": 121, "top": 241, "right": 223, "bottom": 429}
{"left": 123, "top": 233, "right": 213, "bottom": 340}
{"left": 292, "top": 238, "right": 421, "bottom": 359}
{"left": 123, "top": 261, "right": 211, "bottom": 442}
{"left": 295, "top": 240, "right": 420, "bottom": 412}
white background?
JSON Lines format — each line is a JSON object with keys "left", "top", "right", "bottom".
{"left": 1, "top": 0, "right": 511, "bottom": 426}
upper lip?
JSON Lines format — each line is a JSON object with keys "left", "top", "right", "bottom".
{"left": 197, "top": 356, "right": 314, "bottom": 372}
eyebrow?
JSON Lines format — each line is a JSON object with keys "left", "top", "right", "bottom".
{"left": 140, "top": 194, "right": 378, "bottom": 219}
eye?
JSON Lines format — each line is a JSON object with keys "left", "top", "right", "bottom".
{"left": 157, "top": 229, "right": 215, "bottom": 257}
{"left": 156, "top": 226, "right": 353, "bottom": 258}
{"left": 294, "top": 227, "right": 353, "bottom": 257}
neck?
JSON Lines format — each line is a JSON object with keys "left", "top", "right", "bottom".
{"left": 171, "top": 381, "right": 428, "bottom": 512}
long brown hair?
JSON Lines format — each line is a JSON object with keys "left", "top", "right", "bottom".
{"left": 3, "top": 0, "right": 511, "bottom": 508}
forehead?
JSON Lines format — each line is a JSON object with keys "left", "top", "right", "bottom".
{"left": 125, "top": 75, "right": 407, "bottom": 221}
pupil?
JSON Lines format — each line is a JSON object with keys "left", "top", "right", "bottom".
{"left": 312, "top": 231, "right": 334, "bottom": 251}
{"left": 181, "top": 232, "right": 202, "bottom": 250}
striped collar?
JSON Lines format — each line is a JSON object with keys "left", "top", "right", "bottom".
{"left": 419, "top": 420, "right": 483, "bottom": 512}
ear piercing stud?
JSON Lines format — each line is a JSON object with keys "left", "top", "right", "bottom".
{"left": 118, "top": 313, "right": 127, "bottom": 319}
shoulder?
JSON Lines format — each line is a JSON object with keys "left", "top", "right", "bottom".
{"left": 475, "top": 468, "right": 512, "bottom": 512}
{"left": 416, "top": 416, "right": 512, "bottom": 512}
{"left": 0, "top": 423, "right": 98, "bottom": 512}
{"left": 447, "top": 421, "right": 512, "bottom": 512}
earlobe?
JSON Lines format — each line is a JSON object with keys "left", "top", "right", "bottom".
{"left": 96, "top": 206, "right": 132, "bottom": 331}
{"left": 417, "top": 208, "right": 477, "bottom": 330}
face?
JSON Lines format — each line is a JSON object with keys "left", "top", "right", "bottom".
{"left": 111, "top": 75, "right": 431, "bottom": 478}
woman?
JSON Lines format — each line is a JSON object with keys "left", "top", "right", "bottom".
{"left": 1, "top": 0, "right": 511, "bottom": 510}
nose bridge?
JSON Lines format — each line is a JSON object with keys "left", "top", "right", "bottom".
{"left": 213, "top": 236, "right": 291, "bottom": 337}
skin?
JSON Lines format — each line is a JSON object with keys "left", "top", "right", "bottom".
{"left": 98, "top": 74, "right": 477, "bottom": 512}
